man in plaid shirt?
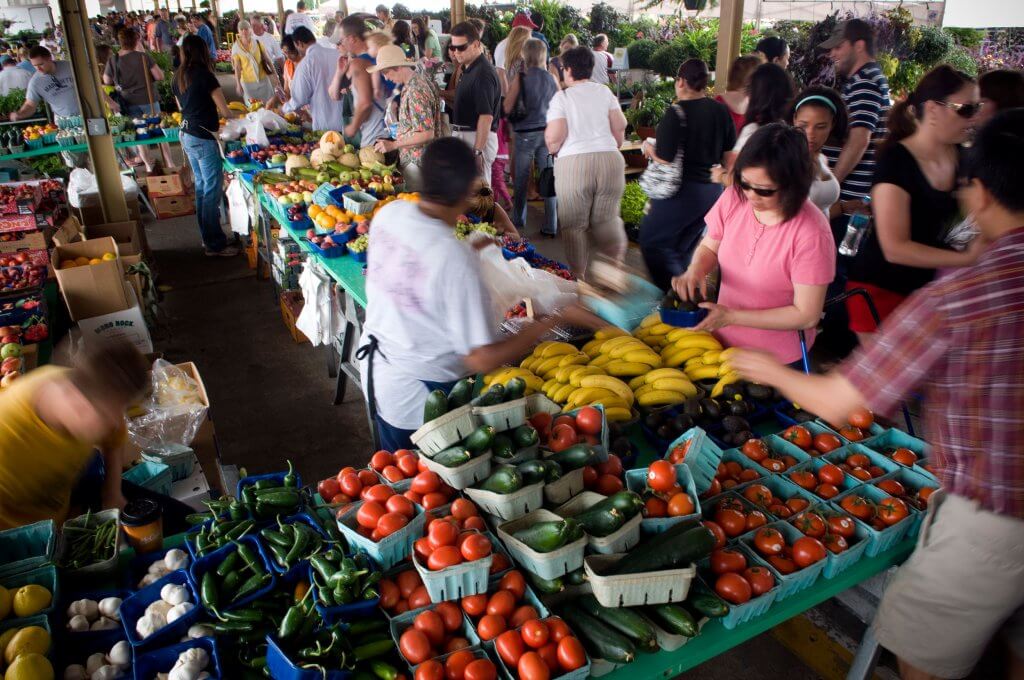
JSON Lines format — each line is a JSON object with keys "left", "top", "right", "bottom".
{"left": 733, "top": 109, "right": 1024, "bottom": 680}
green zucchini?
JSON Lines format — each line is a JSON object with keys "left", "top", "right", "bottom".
{"left": 477, "top": 466, "right": 522, "bottom": 494}
{"left": 432, "top": 447, "right": 471, "bottom": 468}
{"left": 463, "top": 425, "right": 495, "bottom": 454}
{"left": 512, "top": 519, "right": 580, "bottom": 553}
{"left": 541, "top": 459, "right": 562, "bottom": 482}
{"left": 646, "top": 603, "right": 698, "bottom": 637}
{"left": 686, "top": 581, "right": 729, "bottom": 618}
{"left": 515, "top": 460, "right": 548, "bottom": 485}
{"left": 590, "top": 490, "right": 645, "bottom": 519}
{"left": 564, "top": 567, "right": 588, "bottom": 586}
{"left": 512, "top": 424, "right": 539, "bottom": 449}
{"left": 605, "top": 522, "right": 713, "bottom": 575}
{"left": 447, "top": 377, "right": 474, "bottom": 409}
{"left": 504, "top": 377, "right": 526, "bottom": 400}
{"left": 573, "top": 506, "right": 625, "bottom": 537}
{"left": 577, "top": 595, "right": 658, "bottom": 652}
{"left": 561, "top": 603, "right": 636, "bottom": 664}
{"left": 477, "top": 384, "right": 505, "bottom": 407}
{"left": 423, "top": 389, "right": 448, "bottom": 422}
{"left": 491, "top": 433, "right": 516, "bottom": 459}
{"left": 526, "top": 571, "right": 564, "bottom": 594}
{"left": 547, "top": 444, "right": 595, "bottom": 471}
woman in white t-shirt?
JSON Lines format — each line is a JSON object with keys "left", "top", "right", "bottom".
{"left": 787, "top": 87, "right": 847, "bottom": 216}
{"left": 545, "top": 46, "right": 628, "bottom": 279}
{"left": 717, "top": 62, "right": 794, "bottom": 183}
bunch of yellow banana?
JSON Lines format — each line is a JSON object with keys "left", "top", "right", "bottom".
{"left": 584, "top": 333, "right": 663, "bottom": 378}
{"left": 480, "top": 366, "right": 544, "bottom": 394}
{"left": 709, "top": 347, "right": 744, "bottom": 398}
{"left": 559, "top": 374, "right": 634, "bottom": 422}
{"left": 630, "top": 312, "right": 676, "bottom": 350}
{"left": 625, "top": 366, "right": 699, "bottom": 408}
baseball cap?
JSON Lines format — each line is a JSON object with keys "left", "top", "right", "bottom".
{"left": 819, "top": 18, "right": 874, "bottom": 50}
{"left": 511, "top": 11, "right": 538, "bottom": 30}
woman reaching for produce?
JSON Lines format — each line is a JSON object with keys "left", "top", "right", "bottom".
{"left": 465, "top": 178, "right": 518, "bottom": 239}
{"left": 672, "top": 123, "right": 835, "bottom": 366}
{"left": 358, "top": 137, "right": 600, "bottom": 451}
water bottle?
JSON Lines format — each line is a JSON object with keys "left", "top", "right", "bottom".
{"left": 839, "top": 200, "right": 872, "bottom": 257}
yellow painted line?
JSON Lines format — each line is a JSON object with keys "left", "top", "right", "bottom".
{"left": 770, "top": 614, "right": 887, "bottom": 680}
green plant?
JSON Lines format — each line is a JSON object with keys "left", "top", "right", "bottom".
{"left": 945, "top": 27, "right": 984, "bottom": 49}
{"left": 28, "top": 155, "right": 66, "bottom": 179}
{"left": 649, "top": 41, "right": 689, "bottom": 78}
{"left": 911, "top": 26, "right": 952, "bottom": 67}
{"left": 944, "top": 45, "right": 978, "bottom": 77}
{"left": 529, "top": 0, "right": 591, "bottom": 47}
{"left": 0, "top": 89, "right": 25, "bottom": 117}
{"left": 627, "top": 39, "right": 659, "bottom": 70}
{"left": 625, "top": 94, "right": 669, "bottom": 131}
{"left": 621, "top": 182, "right": 647, "bottom": 226}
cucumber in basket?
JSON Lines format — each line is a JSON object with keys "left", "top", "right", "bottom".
{"left": 561, "top": 602, "right": 636, "bottom": 664}
{"left": 433, "top": 447, "right": 472, "bottom": 467}
{"left": 684, "top": 580, "right": 730, "bottom": 619}
{"left": 512, "top": 519, "right": 583, "bottom": 553}
{"left": 463, "top": 425, "right": 495, "bottom": 454}
{"left": 577, "top": 595, "right": 659, "bottom": 652}
{"left": 604, "top": 521, "right": 714, "bottom": 575}
{"left": 477, "top": 466, "right": 523, "bottom": 494}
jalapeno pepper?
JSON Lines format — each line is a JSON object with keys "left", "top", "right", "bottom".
{"left": 200, "top": 571, "right": 219, "bottom": 611}
{"left": 234, "top": 572, "right": 270, "bottom": 601}
{"left": 370, "top": 660, "right": 399, "bottom": 680}
{"left": 215, "top": 550, "right": 241, "bottom": 578}
{"left": 255, "top": 489, "right": 301, "bottom": 507}
{"left": 235, "top": 541, "right": 263, "bottom": 571}
{"left": 283, "top": 460, "right": 297, "bottom": 488}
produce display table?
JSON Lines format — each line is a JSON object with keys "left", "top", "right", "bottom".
{"left": 0, "top": 135, "right": 179, "bottom": 162}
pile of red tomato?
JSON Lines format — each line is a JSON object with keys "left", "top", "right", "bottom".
{"left": 790, "top": 508, "right": 858, "bottom": 554}
{"left": 414, "top": 651, "right": 498, "bottom": 680}
{"left": 708, "top": 548, "right": 775, "bottom": 605}
{"left": 528, "top": 407, "right": 602, "bottom": 453}
{"left": 732, "top": 481, "right": 810, "bottom": 519}
{"left": 369, "top": 449, "right": 421, "bottom": 483}
{"left": 837, "top": 490, "right": 911, "bottom": 531}
{"left": 875, "top": 476, "right": 936, "bottom": 510}
{"left": 398, "top": 603, "right": 477, "bottom": 666}
{"left": 379, "top": 569, "right": 434, "bottom": 617}
{"left": 581, "top": 453, "right": 626, "bottom": 497}
{"left": 414, "top": 499, "right": 494, "bottom": 571}
{"left": 780, "top": 426, "right": 843, "bottom": 455}
{"left": 745, "top": 526, "right": 827, "bottom": 575}
{"left": 352, "top": 483, "right": 419, "bottom": 542}
{"left": 705, "top": 459, "right": 762, "bottom": 498}
{"left": 833, "top": 450, "right": 889, "bottom": 481}
{"left": 639, "top": 460, "right": 696, "bottom": 519}
{"left": 461, "top": 571, "right": 541, "bottom": 642}
{"left": 787, "top": 463, "right": 855, "bottom": 501}
{"left": 703, "top": 495, "right": 772, "bottom": 545}
{"left": 494, "top": 618, "right": 587, "bottom": 680}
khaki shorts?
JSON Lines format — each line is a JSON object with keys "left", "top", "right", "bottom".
{"left": 873, "top": 491, "right": 1024, "bottom": 678}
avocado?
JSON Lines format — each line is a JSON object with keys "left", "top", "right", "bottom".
{"left": 745, "top": 383, "right": 773, "bottom": 402}
{"left": 661, "top": 292, "right": 678, "bottom": 309}
{"left": 682, "top": 399, "right": 703, "bottom": 419}
{"left": 700, "top": 398, "right": 723, "bottom": 421}
{"left": 727, "top": 400, "right": 752, "bottom": 417}
{"left": 673, "top": 413, "right": 695, "bottom": 433}
{"left": 733, "top": 430, "right": 755, "bottom": 445}
{"left": 677, "top": 299, "right": 698, "bottom": 312}
{"left": 792, "top": 409, "right": 817, "bottom": 422}
{"left": 722, "top": 384, "right": 745, "bottom": 401}
{"left": 656, "top": 424, "right": 675, "bottom": 440}
{"left": 645, "top": 411, "right": 665, "bottom": 429}
{"left": 611, "top": 436, "right": 632, "bottom": 457}
{"left": 721, "top": 416, "right": 750, "bottom": 433}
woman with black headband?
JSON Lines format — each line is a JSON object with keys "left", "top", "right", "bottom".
{"left": 786, "top": 87, "right": 847, "bottom": 216}
{"left": 845, "top": 65, "right": 986, "bottom": 339}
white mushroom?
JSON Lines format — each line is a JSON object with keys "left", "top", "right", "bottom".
{"left": 63, "top": 664, "right": 88, "bottom": 680}
{"left": 90, "top": 616, "right": 119, "bottom": 631}
{"left": 85, "top": 653, "right": 107, "bottom": 675}
{"left": 107, "top": 640, "right": 131, "bottom": 668}
{"left": 163, "top": 549, "right": 189, "bottom": 571}
{"left": 98, "top": 597, "right": 122, "bottom": 620}
{"left": 160, "top": 584, "right": 189, "bottom": 606}
{"left": 146, "top": 600, "right": 174, "bottom": 619}
{"left": 68, "top": 599, "right": 100, "bottom": 622}
{"left": 67, "top": 614, "right": 91, "bottom": 632}
{"left": 166, "top": 602, "right": 194, "bottom": 624}
{"left": 135, "top": 611, "right": 167, "bottom": 638}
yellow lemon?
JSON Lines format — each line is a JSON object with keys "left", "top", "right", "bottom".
{"left": 12, "top": 586, "right": 50, "bottom": 619}
{"left": 0, "top": 585, "right": 10, "bottom": 620}
{"left": 73, "top": 256, "right": 90, "bottom": 266}
{"left": 4, "top": 626, "right": 50, "bottom": 664}
{"left": 88, "top": 258, "right": 101, "bottom": 265}
{"left": 59, "top": 260, "right": 77, "bottom": 269}
{"left": 101, "top": 252, "right": 116, "bottom": 261}
{"left": 4, "top": 652, "right": 53, "bottom": 680}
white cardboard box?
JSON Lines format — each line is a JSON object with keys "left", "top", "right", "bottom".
{"left": 170, "top": 464, "right": 214, "bottom": 511}
{"left": 76, "top": 285, "right": 153, "bottom": 353}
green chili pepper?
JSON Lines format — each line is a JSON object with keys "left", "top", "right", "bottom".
{"left": 200, "top": 571, "right": 219, "bottom": 611}
{"left": 218, "top": 607, "right": 264, "bottom": 622}
{"left": 268, "top": 542, "right": 289, "bottom": 568}
{"left": 283, "top": 460, "right": 297, "bottom": 487}
{"left": 370, "top": 660, "right": 399, "bottom": 680}
{"left": 352, "top": 640, "right": 395, "bottom": 662}
{"left": 229, "top": 500, "right": 247, "bottom": 521}
{"left": 310, "top": 555, "right": 336, "bottom": 582}
{"left": 216, "top": 550, "right": 242, "bottom": 577}
{"left": 234, "top": 572, "right": 270, "bottom": 602}
{"left": 286, "top": 526, "right": 312, "bottom": 565}
{"left": 210, "top": 620, "right": 255, "bottom": 633}
{"left": 224, "top": 519, "right": 256, "bottom": 542}
{"left": 254, "top": 479, "right": 279, "bottom": 490}
{"left": 236, "top": 541, "right": 262, "bottom": 571}
{"left": 279, "top": 603, "right": 307, "bottom": 639}
{"left": 261, "top": 529, "right": 291, "bottom": 548}
{"left": 256, "top": 489, "right": 301, "bottom": 507}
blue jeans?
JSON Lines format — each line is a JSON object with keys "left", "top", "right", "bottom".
{"left": 180, "top": 131, "right": 227, "bottom": 251}
{"left": 373, "top": 379, "right": 460, "bottom": 452}
{"left": 512, "top": 130, "right": 557, "bottom": 235}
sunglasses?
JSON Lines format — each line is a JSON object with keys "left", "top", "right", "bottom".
{"left": 737, "top": 178, "right": 779, "bottom": 197}
{"left": 939, "top": 100, "right": 983, "bottom": 119}
{"left": 449, "top": 41, "right": 472, "bottom": 52}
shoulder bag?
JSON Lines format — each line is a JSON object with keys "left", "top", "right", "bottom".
{"left": 507, "top": 69, "right": 529, "bottom": 124}
{"left": 538, "top": 153, "right": 556, "bottom": 198}
{"left": 109, "top": 54, "right": 133, "bottom": 113}
{"left": 638, "top": 103, "right": 686, "bottom": 200}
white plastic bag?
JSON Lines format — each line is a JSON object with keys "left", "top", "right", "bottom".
{"left": 244, "top": 119, "right": 269, "bottom": 148}
{"left": 67, "top": 168, "right": 139, "bottom": 208}
{"left": 246, "top": 108, "right": 290, "bottom": 132}
{"left": 127, "top": 360, "right": 209, "bottom": 449}
{"left": 226, "top": 179, "right": 251, "bottom": 236}
{"left": 477, "top": 245, "right": 577, "bottom": 324}
{"left": 295, "top": 264, "right": 335, "bottom": 346}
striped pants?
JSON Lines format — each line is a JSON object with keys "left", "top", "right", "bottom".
{"left": 553, "top": 151, "right": 627, "bottom": 279}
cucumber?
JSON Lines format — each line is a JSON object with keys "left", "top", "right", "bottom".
{"left": 577, "top": 595, "right": 658, "bottom": 652}
{"left": 511, "top": 424, "right": 539, "bottom": 449}
{"left": 504, "top": 377, "right": 526, "bottom": 400}
{"left": 547, "top": 444, "right": 595, "bottom": 471}
{"left": 605, "top": 522, "right": 713, "bottom": 575}
{"left": 686, "top": 581, "right": 729, "bottom": 618}
{"left": 463, "top": 425, "right": 495, "bottom": 454}
{"left": 477, "top": 384, "right": 505, "bottom": 407}
{"left": 564, "top": 567, "right": 587, "bottom": 586}
{"left": 542, "top": 459, "right": 562, "bottom": 482}
{"left": 447, "top": 377, "right": 474, "bottom": 409}
{"left": 515, "top": 460, "right": 548, "bottom": 485}
{"left": 477, "top": 466, "right": 522, "bottom": 494}
{"left": 512, "top": 519, "right": 580, "bottom": 553}
{"left": 433, "top": 447, "right": 471, "bottom": 467}
{"left": 527, "top": 571, "right": 564, "bottom": 594}
{"left": 423, "top": 389, "right": 448, "bottom": 422}
{"left": 574, "top": 506, "right": 625, "bottom": 538}
{"left": 646, "top": 603, "right": 698, "bottom": 637}
{"left": 599, "top": 491, "right": 645, "bottom": 519}
{"left": 491, "top": 433, "right": 516, "bottom": 459}
{"left": 561, "top": 603, "right": 636, "bottom": 664}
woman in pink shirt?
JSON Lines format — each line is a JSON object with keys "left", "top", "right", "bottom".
{"left": 673, "top": 123, "right": 835, "bottom": 365}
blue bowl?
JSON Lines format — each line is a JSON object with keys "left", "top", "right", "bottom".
{"left": 236, "top": 470, "right": 302, "bottom": 499}
{"left": 659, "top": 305, "right": 708, "bottom": 328}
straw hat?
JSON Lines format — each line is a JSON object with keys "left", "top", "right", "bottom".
{"left": 368, "top": 45, "right": 416, "bottom": 73}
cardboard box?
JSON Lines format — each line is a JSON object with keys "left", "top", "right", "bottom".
{"left": 152, "top": 195, "right": 195, "bottom": 220}
{"left": 174, "top": 361, "right": 210, "bottom": 409}
{"left": 76, "top": 201, "right": 141, "bottom": 228}
{"left": 0, "top": 231, "right": 47, "bottom": 252}
{"left": 54, "top": 236, "right": 128, "bottom": 321}
{"left": 169, "top": 464, "right": 214, "bottom": 511}
{"left": 0, "top": 214, "right": 41, "bottom": 234}
{"left": 87, "top": 221, "right": 142, "bottom": 257}
{"left": 76, "top": 284, "right": 152, "bottom": 353}
{"left": 146, "top": 174, "right": 191, "bottom": 199}
{"left": 279, "top": 291, "right": 308, "bottom": 344}
{"left": 49, "top": 215, "right": 84, "bottom": 247}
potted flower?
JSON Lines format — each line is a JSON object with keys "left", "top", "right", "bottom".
{"left": 625, "top": 93, "right": 669, "bottom": 140}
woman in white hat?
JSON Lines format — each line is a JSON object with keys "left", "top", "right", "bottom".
{"left": 372, "top": 44, "right": 449, "bottom": 191}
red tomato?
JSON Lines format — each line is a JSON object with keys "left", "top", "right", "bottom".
{"left": 703, "top": 521, "right": 727, "bottom": 549}
{"left": 405, "top": 490, "right": 424, "bottom": 504}
{"left": 552, "top": 415, "right": 576, "bottom": 431}
{"left": 742, "top": 483, "right": 773, "bottom": 507}
{"left": 379, "top": 579, "right": 400, "bottom": 610}
{"left": 786, "top": 498, "right": 809, "bottom": 514}
{"left": 715, "top": 572, "right": 752, "bottom": 604}
{"left": 824, "top": 533, "right": 849, "bottom": 554}
{"left": 817, "top": 464, "right": 845, "bottom": 486}
{"left": 548, "top": 424, "right": 578, "bottom": 453}
{"left": 544, "top": 618, "right": 573, "bottom": 643}
{"left": 741, "top": 439, "right": 769, "bottom": 462}
{"left": 463, "top": 658, "right": 497, "bottom": 680}
{"left": 461, "top": 534, "right": 492, "bottom": 562}
{"left": 461, "top": 594, "right": 488, "bottom": 617}
{"left": 813, "top": 433, "right": 842, "bottom": 454}
{"left": 377, "top": 512, "right": 409, "bottom": 538}
{"left": 582, "top": 465, "right": 598, "bottom": 489}
{"left": 370, "top": 450, "right": 394, "bottom": 472}
{"left": 486, "top": 590, "right": 516, "bottom": 619}
{"left": 445, "top": 650, "right": 476, "bottom": 680}
{"left": 489, "top": 552, "right": 510, "bottom": 574}
{"left": 520, "top": 619, "right": 550, "bottom": 649}
{"left": 794, "top": 512, "right": 826, "bottom": 538}
{"left": 427, "top": 546, "right": 463, "bottom": 570}
{"left": 399, "top": 629, "right": 433, "bottom": 665}
{"left": 495, "top": 629, "right": 525, "bottom": 667}
{"left": 646, "top": 460, "right": 676, "bottom": 493}
{"left": 828, "top": 515, "right": 856, "bottom": 538}
{"left": 357, "top": 469, "right": 380, "bottom": 487}
{"left": 877, "top": 479, "right": 907, "bottom": 497}
{"left": 714, "top": 508, "right": 748, "bottom": 538}
{"left": 340, "top": 473, "right": 363, "bottom": 499}
{"left": 476, "top": 614, "right": 506, "bottom": 642}
{"left": 745, "top": 510, "right": 768, "bottom": 531}
{"left": 782, "top": 426, "right": 813, "bottom": 450}
{"left": 414, "top": 610, "right": 446, "bottom": 646}
{"left": 356, "top": 501, "right": 386, "bottom": 529}
{"left": 710, "top": 548, "right": 747, "bottom": 575}
{"left": 396, "top": 570, "right": 422, "bottom": 599}
{"left": 742, "top": 566, "right": 775, "bottom": 596}
{"left": 364, "top": 484, "right": 395, "bottom": 504}
{"left": 499, "top": 570, "right": 527, "bottom": 600}
{"left": 510, "top": 605, "right": 540, "bottom": 628}
{"left": 792, "top": 536, "right": 827, "bottom": 568}
{"left": 409, "top": 585, "right": 432, "bottom": 610}
{"left": 412, "top": 471, "right": 442, "bottom": 495}
{"left": 644, "top": 496, "right": 668, "bottom": 518}
{"left": 429, "top": 520, "right": 460, "bottom": 549}
{"left": 557, "top": 636, "right": 587, "bottom": 672}
{"left": 397, "top": 452, "right": 420, "bottom": 477}
{"left": 575, "top": 406, "right": 602, "bottom": 435}
{"left": 529, "top": 413, "right": 553, "bottom": 440}
{"left": 753, "top": 527, "right": 785, "bottom": 556}
{"left": 380, "top": 465, "right": 403, "bottom": 483}
{"left": 415, "top": 660, "right": 444, "bottom": 680}
{"left": 840, "top": 494, "right": 875, "bottom": 520}
{"left": 876, "top": 497, "right": 909, "bottom": 526}
{"left": 761, "top": 458, "right": 787, "bottom": 473}
{"left": 318, "top": 477, "right": 340, "bottom": 499}
{"left": 414, "top": 537, "right": 434, "bottom": 562}
{"left": 451, "top": 498, "right": 478, "bottom": 521}
{"left": 330, "top": 493, "right": 353, "bottom": 506}
{"left": 815, "top": 483, "right": 840, "bottom": 500}
{"left": 666, "top": 493, "right": 695, "bottom": 517}
{"left": 463, "top": 516, "right": 487, "bottom": 532}
{"left": 768, "top": 554, "right": 797, "bottom": 574}
{"left": 386, "top": 494, "right": 416, "bottom": 518}
{"left": 536, "top": 643, "right": 560, "bottom": 674}
{"left": 517, "top": 652, "right": 550, "bottom": 680}
{"left": 595, "top": 454, "right": 623, "bottom": 478}
{"left": 595, "top": 474, "right": 624, "bottom": 495}
{"left": 839, "top": 426, "right": 865, "bottom": 442}
{"left": 435, "top": 601, "right": 464, "bottom": 632}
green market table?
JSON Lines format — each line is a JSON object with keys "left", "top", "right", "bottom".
{"left": 0, "top": 135, "right": 180, "bottom": 162}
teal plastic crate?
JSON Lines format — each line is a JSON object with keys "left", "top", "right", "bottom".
{"left": 625, "top": 463, "right": 701, "bottom": 534}
{"left": 870, "top": 467, "right": 937, "bottom": 535}
{"left": 696, "top": 565, "right": 777, "bottom": 631}
{"left": 0, "top": 614, "right": 51, "bottom": 658}
{"left": 787, "top": 503, "right": 871, "bottom": 579}
{"left": 389, "top": 606, "right": 480, "bottom": 670}
{"left": 861, "top": 428, "right": 931, "bottom": 468}
{"left": 739, "top": 521, "right": 826, "bottom": 601}
{"left": 786, "top": 456, "right": 864, "bottom": 503}
{"left": 0, "top": 520, "right": 55, "bottom": 579}
{"left": 664, "top": 426, "right": 722, "bottom": 496}
{"left": 814, "top": 418, "right": 885, "bottom": 439}
{"left": 124, "top": 460, "right": 173, "bottom": 496}
{"left": 336, "top": 500, "right": 425, "bottom": 570}
{"left": 829, "top": 484, "right": 921, "bottom": 557}
{"left": 0, "top": 564, "right": 59, "bottom": 622}
{"left": 723, "top": 434, "right": 813, "bottom": 479}
{"left": 732, "top": 474, "right": 816, "bottom": 520}
{"left": 823, "top": 443, "right": 901, "bottom": 480}
{"left": 141, "top": 443, "right": 196, "bottom": 482}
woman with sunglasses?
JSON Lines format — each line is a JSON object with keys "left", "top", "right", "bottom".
{"left": 672, "top": 124, "right": 835, "bottom": 365}
{"left": 845, "top": 65, "right": 984, "bottom": 338}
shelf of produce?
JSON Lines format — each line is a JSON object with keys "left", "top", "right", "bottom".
{"left": 0, "top": 136, "right": 179, "bottom": 161}
{"left": 602, "top": 538, "right": 914, "bottom": 679}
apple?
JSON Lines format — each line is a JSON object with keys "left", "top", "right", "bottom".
{"left": 1, "top": 343, "right": 20, "bottom": 359}
{"left": 1, "top": 357, "right": 19, "bottom": 374}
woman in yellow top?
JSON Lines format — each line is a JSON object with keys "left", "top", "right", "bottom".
{"left": 231, "top": 20, "right": 281, "bottom": 107}
{"left": 0, "top": 341, "right": 149, "bottom": 530}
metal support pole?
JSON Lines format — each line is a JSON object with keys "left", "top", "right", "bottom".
{"left": 57, "top": 0, "right": 129, "bottom": 224}
{"left": 238, "top": 0, "right": 245, "bottom": 20}
{"left": 714, "top": 0, "right": 745, "bottom": 93}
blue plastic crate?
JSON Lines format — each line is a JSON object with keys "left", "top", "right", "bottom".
{"left": 823, "top": 443, "right": 901, "bottom": 480}
{"left": 700, "top": 490, "right": 773, "bottom": 542}
{"left": 261, "top": 513, "right": 329, "bottom": 579}
{"left": 311, "top": 555, "right": 382, "bottom": 626}
{"left": 236, "top": 470, "right": 303, "bottom": 498}
{"left": 124, "top": 460, "right": 173, "bottom": 497}
{"left": 285, "top": 215, "right": 313, "bottom": 232}
{"left": 390, "top": 607, "right": 481, "bottom": 670}
{"left": 266, "top": 633, "right": 350, "bottom": 680}
{"left": 120, "top": 570, "right": 199, "bottom": 650}
{"left": 127, "top": 547, "right": 192, "bottom": 591}
{"left": 57, "top": 626, "right": 128, "bottom": 678}
{"left": 0, "top": 564, "right": 59, "bottom": 622}
{"left": 133, "top": 636, "right": 222, "bottom": 680}
{"left": 335, "top": 500, "right": 425, "bottom": 570}
{"left": 624, "top": 464, "right": 701, "bottom": 534}
{"left": 786, "top": 503, "right": 870, "bottom": 579}
{"left": 190, "top": 536, "right": 276, "bottom": 613}
{"left": 0, "top": 519, "right": 55, "bottom": 579}
{"left": 583, "top": 274, "right": 661, "bottom": 330}
{"left": 861, "top": 429, "right": 931, "bottom": 469}
{"left": 869, "top": 467, "right": 937, "bottom": 535}
{"left": 500, "top": 242, "right": 535, "bottom": 260}
{"left": 739, "top": 521, "right": 826, "bottom": 601}
{"left": 305, "top": 236, "right": 347, "bottom": 259}
{"left": 664, "top": 427, "right": 722, "bottom": 496}
{"left": 732, "top": 474, "right": 817, "bottom": 521}
{"left": 829, "top": 484, "right": 921, "bottom": 557}
{"left": 347, "top": 244, "right": 368, "bottom": 262}
{"left": 327, "top": 185, "right": 354, "bottom": 207}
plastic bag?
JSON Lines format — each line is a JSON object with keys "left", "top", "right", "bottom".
{"left": 127, "top": 359, "right": 209, "bottom": 449}
{"left": 295, "top": 264, "right": 337, "bottom": 346}
{"left": 67, "top": 168, "right": 139, "bottom": 208}
{"left": 218, "top": 109, "right": 291, "bottom": 142}
{"left": 244, "top": 118, "right": 269, "bottom": 148}
{"left": 477, "top": 244, "right": 577, "bottom": 324}
{"left": 944, "top": 215, "right": 979, "bottom": 251}
{"left": 226, "top": 178, "right": 252, "bottom": 236}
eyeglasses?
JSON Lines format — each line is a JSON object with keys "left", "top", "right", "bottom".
{"left": 939, "top": 100, "right": 983, "bottom": 119}
{"left": 737, "top": 178, "right": 779, "bottom": 197}
{"left": 449, "top": 41, "right": 472, "bottom": 52}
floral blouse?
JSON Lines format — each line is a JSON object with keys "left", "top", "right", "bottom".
{"left": 397, "top": 72, "right": 446, "bottom": 166}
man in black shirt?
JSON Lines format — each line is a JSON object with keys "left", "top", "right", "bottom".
{"left": 449, "top": 21, "right": 500, "bottom": 182}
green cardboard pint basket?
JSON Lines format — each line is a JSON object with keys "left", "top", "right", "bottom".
{"left": 0, "top": 520, "right": 55, "bottom": 579}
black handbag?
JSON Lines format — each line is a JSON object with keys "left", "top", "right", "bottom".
{"left": 109, "top": 54, "right": 132, "bottom": 113}
{"left": 507, "top": 71, "right": 528, "bottom": 124}
{"left": 538, "top": 154, "right": 556, "bottom": 198}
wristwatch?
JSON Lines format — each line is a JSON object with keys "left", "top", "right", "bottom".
{"left": 474, "top": 149, "right": 484, "bottom": 157}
